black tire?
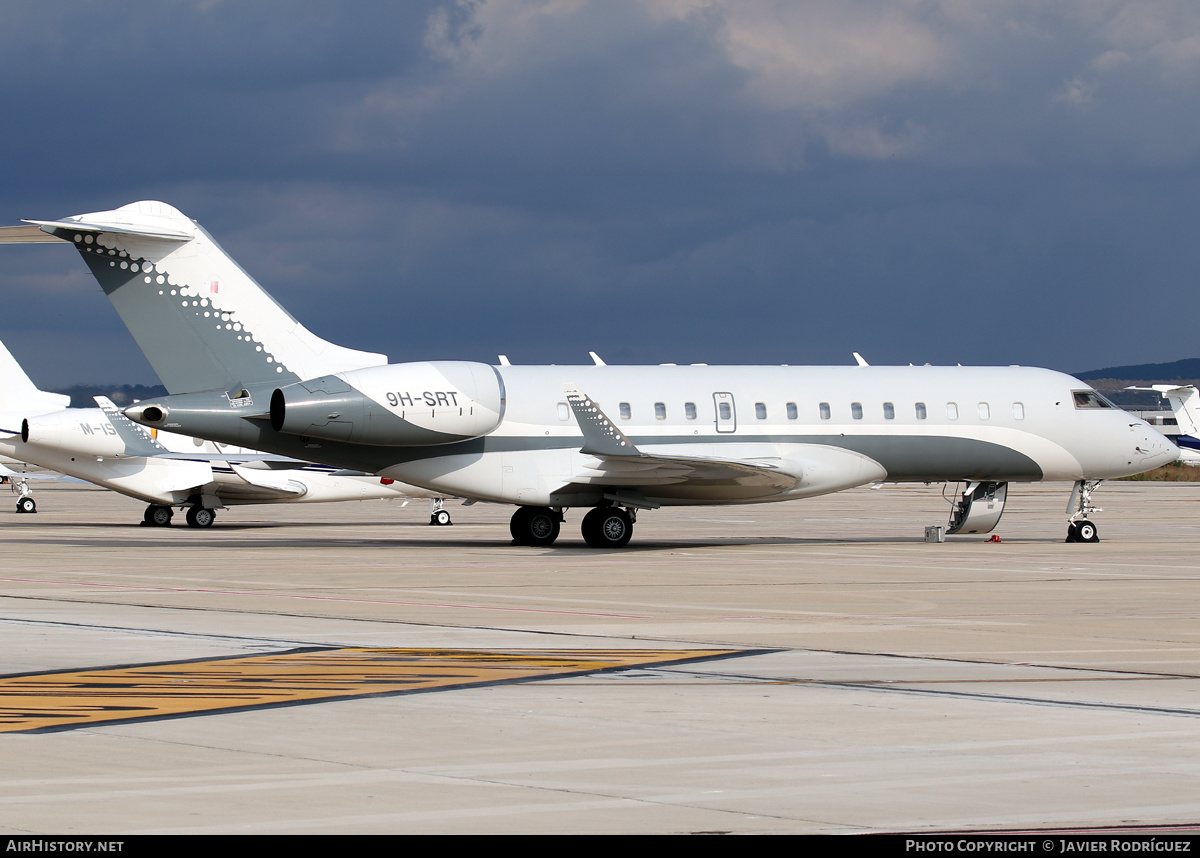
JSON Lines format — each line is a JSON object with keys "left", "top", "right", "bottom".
{"left": 1076, "top": 520, "right": 1099, "bottom": 543}
{"left": 15, "top": 497, "right": 35, "bottom": 514}
{"left": 510, "top": 506, "right": 560, "bottom": 546}
{"left": 432, "top": 509, "right": 452, "bottom": 526}
{"left": 146, "top": 505, "right": 173, "bottom": 527}
{"left": 581, "top": 507, "right": 633, "bottom": 548}
{"left": 1065, "top": 522, "right": 1079, "bottom": 543}
{"left": 186, "top": 507, "right": 215, "bottom": 528}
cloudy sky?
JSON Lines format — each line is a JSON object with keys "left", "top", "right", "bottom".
{"left": 2, "top": 0, "right": 1199, "bottom": 387}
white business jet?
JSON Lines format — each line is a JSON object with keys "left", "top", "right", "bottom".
{"left": 0, "top": 202, "right": 1177, "bottom": 545}
{"left": 0, "top": 337, "right": 454, "bottom": 526}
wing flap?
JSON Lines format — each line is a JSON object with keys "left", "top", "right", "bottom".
{"left": 569, "top": 453, "right": 796, "bottom": 490}
{"left": 227, "top": 464, "right": 308, "bottom": 497}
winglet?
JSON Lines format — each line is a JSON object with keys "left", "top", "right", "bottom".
{"left": 853, "top": 352, "right": 869, "bottom": 367}
{"left": 563, "top": 384, "right": 640, "bottom": 457}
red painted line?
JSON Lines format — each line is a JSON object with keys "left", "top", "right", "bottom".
{"left": 0, "top": 576, "right": 653, "bottom": 619}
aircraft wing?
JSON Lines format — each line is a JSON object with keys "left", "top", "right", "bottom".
{"left": 562, "top": 384, "right": 798, "bottom": 495}
{"left": 220, "top": 464, "right": 308, "bottom": 499}
{"left": 568, "top": 452, "right": 796, "bottom": 491}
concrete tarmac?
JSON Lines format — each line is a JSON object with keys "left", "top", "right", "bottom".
{"left": 1, "top": 480, "right": 1199, "bottom": 834}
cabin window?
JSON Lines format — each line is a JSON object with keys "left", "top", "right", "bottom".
{"left": 851, "top": 402, "right": 863, "bottom": 420}
{"left": 819, "top": 402, "right": 831, "bottom": 420}
{"left": 786, "top": 402, "right": 798, "bottom": 420}
{"left": 654, "top": 402, "right": 666, "bottom": 420}
{"left": 1013, "top": 402, "right": 1025, "bottom": 420}
{"left": 718, "top": 402, "right": 732, "bottom": 421}
{"left": 947, "top": 402, "right": 959, "bottom": 420}
{"left": 755, "top": 402, "right": 767, "bottom": 420}
{"left": 915, "top": 402, "right": 927, "bottom": 420}
{"left": 619, "top": 402, "right": 631, "bottom": 420}
{"left": 883, "top": 402, "right": 895, "bottom": 420}
{"left": 557, "top": 402, "right": 569, "bottom": 421}
{"left": 978, "top": 402, "right": 990, "bottom": 420}
{"left": 685, "top": 402, "right": 697, "bottom": 420}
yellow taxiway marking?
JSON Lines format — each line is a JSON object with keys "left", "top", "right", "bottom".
{"left": 0, "top": 647, "right": 742, "bottom": 733}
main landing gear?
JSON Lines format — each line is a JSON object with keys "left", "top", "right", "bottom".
{"left": 508, "top": 504, "right": 636, "bottom": 548}
{"left": 142, "top": 504, "right": 217, "bottom": 528}
{"left": 581, "top": 506, "right": 634, "bottom": 548}
{"left": 143, "top": 504, "right": 173, "bottom": 527}
{"left": 509, "top": 506, "right": 562, "bottom": 546}
{"left": 185, "top": 506, "right": 216, "bottom": 528}
{"left": 1065, "top": 479, "right": 1102, "bottom": 543}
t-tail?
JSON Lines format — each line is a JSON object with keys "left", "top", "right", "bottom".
{"left": 0, "top": 201, "right": 386, "bottom": 396}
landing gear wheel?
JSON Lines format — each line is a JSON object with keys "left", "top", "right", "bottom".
{"left": 581, "top": 506, "right": 633, "bottom": 548}
{"left": 186, "top": 507, "right": 215, "bottom": 528}
{"left": 144, "top": 505, "right": 173, "bottom": 527}
{"left": 431, "top": 509, "right": 452, "bottom": 526}
{"left": 1065, "top": 522, "right": 1079, "bottom": 543}
{"left": 1075, "top": 520, "right": 1099, "bottom": 543}
{"left": 15, "top": 497, "right": 35, "bottom": 514}
{"left": 509, "top": 506, "right": 560, "bottom": 546}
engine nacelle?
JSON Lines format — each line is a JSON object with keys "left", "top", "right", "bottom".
{"left": 270, "top": 361, "right": 505, "bottom": 447}
{"left": 22, "top": 410, "right": 127, "bottom": 457}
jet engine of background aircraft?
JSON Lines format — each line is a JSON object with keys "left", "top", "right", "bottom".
{"left": 22, "top": 412, "right": 129, "bottom": 458}
{"left": 269, "top": 361, "right": 505, "bottom": 446}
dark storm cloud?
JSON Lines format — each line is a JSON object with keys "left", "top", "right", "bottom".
{"left": 2, "top": 1, "right": 1200, "bottom": 386}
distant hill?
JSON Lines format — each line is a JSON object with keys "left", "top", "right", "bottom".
{"left": 51, "top": 384, "right": 168, "bottom": 410}
{"left": 1072, "top": 358, "right": 1200, "bottom": 411}
{"left": 1076, "top": 358, "right": 1200, "bottom": 382}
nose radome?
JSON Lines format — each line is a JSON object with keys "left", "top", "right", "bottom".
{"left": 1137, "top": 424, "right": 1178, "bottom": 470}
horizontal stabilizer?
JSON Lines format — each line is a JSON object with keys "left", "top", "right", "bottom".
{"left": 23, "top": 218, "right": 192, "bottom": 241}
{"left": 0, "top": 225, "right": 65, "bottom": 244}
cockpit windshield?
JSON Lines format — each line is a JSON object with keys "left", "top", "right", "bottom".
{"left": 1072, "top": 390, "right": 1116, "bottom": 409}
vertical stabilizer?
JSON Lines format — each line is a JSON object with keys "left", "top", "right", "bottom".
{"left": 1162, "top": 386, "right": 1200, "bottom": 437}
{"left": 0, "top": 339, "right": 70, "bottom": 413}
{"left": 28, "top": 201, "right": 387, "bottom": 395}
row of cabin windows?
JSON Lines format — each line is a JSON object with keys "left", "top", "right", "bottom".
{"left": 558, "top": 401, "right": 1028, "bottom": 421}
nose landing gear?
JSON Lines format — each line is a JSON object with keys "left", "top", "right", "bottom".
{"left": 1065, "top": 480, "right": 1103, "bottom": 543}
{"left": 429, "top": 498, "right": 452, "bottom": 526}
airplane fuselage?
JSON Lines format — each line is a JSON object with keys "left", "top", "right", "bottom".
{"left": 128, "top": 363, "right": 1175, "bottom": 508}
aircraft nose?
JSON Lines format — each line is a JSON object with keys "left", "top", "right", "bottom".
{"left": 1137, "top": 425, "right": 1178, "bottom": 470}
